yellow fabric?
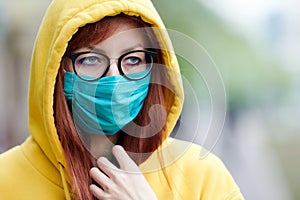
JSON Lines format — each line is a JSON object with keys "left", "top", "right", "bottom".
{"left": 140, "top": 138, "right": 244, "bottom": 200}
{"left": 0, "top": 138, "right": 66, "bottom": 199}
{"left": 0, "top": 0, "right": 243, "bottom": 199}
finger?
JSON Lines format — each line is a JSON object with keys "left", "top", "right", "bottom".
{"left": 89, "top": 167, "right": 113, "bottom": 191}
{"left": 96, "top": 156, "right": 120, "bottom": 178}
{"left": 112, "top": 145, "right": 139, "bottom": 171}
{"left": 90, "top": 184, "right": 107, "bottom": 200}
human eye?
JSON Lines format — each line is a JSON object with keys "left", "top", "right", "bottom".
{"left": 125, "top": 56, "right": 141, "bottom": 65}
{"left": 76, "top": 53, "right": 106, "bottom": 67}
{"left": 81, "top": 56, "right": 98, "bottom": 65}
{"left": 123, "top": 52, "right": 145, "bottom": 67}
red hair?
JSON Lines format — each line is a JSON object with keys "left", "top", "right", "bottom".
{"left": 54, "top": 14, "right": 173, "bottom": 199}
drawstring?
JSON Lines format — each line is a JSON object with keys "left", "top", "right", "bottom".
{"left": 59, "top": 162, "right": 72, "bottom": 200}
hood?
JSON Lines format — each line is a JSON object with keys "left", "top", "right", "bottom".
{"left": 28, "top": 0, "right": 183, "bottom": 186}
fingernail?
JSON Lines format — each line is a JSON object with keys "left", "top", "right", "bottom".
{"left": 113, "top": 145, "right": 123, "bottom": 151}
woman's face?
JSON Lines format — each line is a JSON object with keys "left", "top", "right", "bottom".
{"left": 65, "top": 22, "right": 150, "bottom": 158}
{"left": 66, "top": 23, "right": 149, "bottom": 79}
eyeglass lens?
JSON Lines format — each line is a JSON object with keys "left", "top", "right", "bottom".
{"left": 74, "top": 50, "right": 154, "bottom": 81}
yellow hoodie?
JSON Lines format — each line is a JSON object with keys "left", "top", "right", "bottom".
{"left": 0, "top": 0, "right": 244, "bottom": 199}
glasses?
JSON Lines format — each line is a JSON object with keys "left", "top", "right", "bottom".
{"left": 69, "top": 49, "right": 157, "bottom": 81}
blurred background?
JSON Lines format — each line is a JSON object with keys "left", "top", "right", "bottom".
{"left": 0, "top": 0, "right": 299, "bottom": 199}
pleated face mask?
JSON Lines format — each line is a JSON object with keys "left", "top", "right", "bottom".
{"left": 63, "top": 71, "right": 150, "bottom": 135}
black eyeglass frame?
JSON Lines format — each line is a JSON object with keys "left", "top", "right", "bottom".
{"left": 68, "top": 49, "right": 157, "bottom": 81}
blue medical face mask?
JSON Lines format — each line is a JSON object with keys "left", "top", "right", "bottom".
{"left": 63, "top": 72, "right": 150, "bottom": 135}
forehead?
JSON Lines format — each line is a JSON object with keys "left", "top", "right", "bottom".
{"left": 92, "top": 24, "right": 148, "bottom": 54}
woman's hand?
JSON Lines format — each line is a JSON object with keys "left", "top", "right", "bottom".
{"left": 89, "top": 145, "right": 158, "bottom": 200}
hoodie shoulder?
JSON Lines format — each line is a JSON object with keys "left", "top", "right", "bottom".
{"left": 0, "top": 138, "right": 65, "bottom": 200}
{"left": 162, "top": 138, "right": 244, "bottom": 200}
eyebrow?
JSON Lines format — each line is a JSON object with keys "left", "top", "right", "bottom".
{"left": 86, "top": 43, "right": 145, "bottom": 55}
{"left": 120, "top": 44, "right": 145, "bottom": 54}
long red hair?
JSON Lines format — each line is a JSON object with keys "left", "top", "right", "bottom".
{"left": 54, "top": 14, "right": 173, "bottom": 199}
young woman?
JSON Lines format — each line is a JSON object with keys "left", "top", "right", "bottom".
{"left": 0, "top": 0, "right": 244, "bottom": 200}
